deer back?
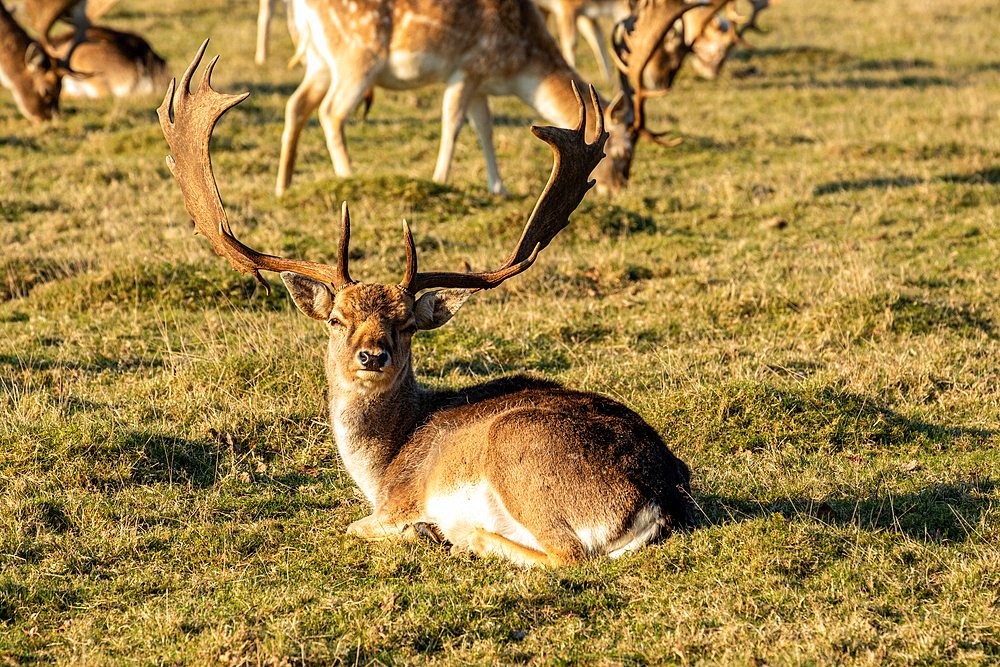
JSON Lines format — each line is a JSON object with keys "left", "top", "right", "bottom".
{"left": 52, "top": 25, "right": 170, "bottom": 98}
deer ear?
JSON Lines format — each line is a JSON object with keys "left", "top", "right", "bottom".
{"left": 606, "top": 91, "right": 634, "bottom": 127}
{"left": 281, "top": 272, "right": 334, "bottom": 321}
{"left": 414, "top": 289, "right": 471, "bottom": 330}
{"left": 25, "top": 42, "right": 48, "bottom": 72}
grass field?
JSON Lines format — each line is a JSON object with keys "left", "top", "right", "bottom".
{"left": 2, "top": 0, "right": 999, "bottom": 664}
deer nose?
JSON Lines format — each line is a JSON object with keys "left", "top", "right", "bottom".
{"left": 357, "top": 349, "right": 390, "bottom": 370}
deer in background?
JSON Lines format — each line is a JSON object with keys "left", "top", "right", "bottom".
{"left": 275, "top": 0, "right": 699, "bottom": 197}
{"left": 50, "top": 25, "right": 171, "bottom": 98}
{"left": 0, "top": 0, "right": 62, "bottom": 122}
{"left": 633, "top": 0, "right": 785, "bottom": 89}
{"left": 159, "top": 43, "right": 694, "bottom": 567}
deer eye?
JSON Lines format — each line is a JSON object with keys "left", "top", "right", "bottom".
{"left": 401, "top": 323, "right": 417, "bottom": 335}
{"left": 329, "top": 317, "right": 345, "bottom": 329}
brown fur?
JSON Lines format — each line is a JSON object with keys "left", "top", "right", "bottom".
{"left": 50, "top": 25, "right": 170, "bottom": 98}
{"left": 0, "top": 0, "right": 61, "bottom": 123}
{"left": 284, "top": 276, "right": 694, "bottom": 567}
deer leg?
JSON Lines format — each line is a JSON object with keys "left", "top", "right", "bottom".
{"left": 255, "top": 0, "right": 277, "bottom": 65}
{"left": 276, "top": 64, "right": 331, "bottom": 196}
{"left": 466, "top": 95, "right": 507, "bottom": 196}
{"left": 432, "top": 75, "right": 478, "bottom": 186}
{"left": 317, "top": 78, "right": 373, "bottom": 180}
{"left": 552, "top": 8, "right": 579, "bottom": 69}
{"left": 576, "top": 15, "right": 612, "bottom": 81}
{"left": 450, "top": 528, "right": 582, "bottom": 568}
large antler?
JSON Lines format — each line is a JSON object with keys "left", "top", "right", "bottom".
{"left": 611, "top": 0, "right": 703, "bottom": 145}
{"left": 158, "top": 41, "right": 353, "bottom": 294}
{"left": 399, "top": 83, "right": 608, "bottom": 295}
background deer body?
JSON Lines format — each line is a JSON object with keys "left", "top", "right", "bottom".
{"left": 50, "top": 25, "right": 170, "bottom": 98}
{"left": 0, "top": 0, "right": 61, "bottom": 123}
{"left": 277, "top": 0, "right": 694, "bottom": 196}
{"left": 160, "top": 44, "right": 694, "bottom": 567}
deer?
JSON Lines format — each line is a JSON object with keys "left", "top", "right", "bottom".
{"left": 633, "top": 0, "right": 784, "bottom": 89}
{"left": 159, "top": 42, "right": 694, "bottom": 567}
{"left": 0, "top": 0, "right": 62, "bottom": 122}
{"left": 49, "top": 25, "right": 170, "bottom": 98}
{"left": 275, "top": 0, "right": 701, "bottom": 197}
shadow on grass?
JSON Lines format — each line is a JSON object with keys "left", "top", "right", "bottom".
{"left": 0, "top": 354, "right": 164, "bottom": 378}
{"left": 691, "top": 383, "right": 996, "bottom": 543}
{"left": 700, "top": 477, "right": 996, "bottom": 544}
{"left": 813, "top": 175, "right": 924, "bottom": 196}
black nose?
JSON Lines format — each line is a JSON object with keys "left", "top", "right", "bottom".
{"left": 357, "top": 349, "right": 390, "bottom": 370}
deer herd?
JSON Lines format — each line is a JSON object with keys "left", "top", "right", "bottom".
{"left": 11, "top": 0, "right": 785, "bottom": 565}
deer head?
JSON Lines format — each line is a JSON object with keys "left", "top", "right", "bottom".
{"left": 159, "top": 41, "right": 608, "bottom": 395}
{"left": 600, "top": 0, "right": 701, "bottom": 188}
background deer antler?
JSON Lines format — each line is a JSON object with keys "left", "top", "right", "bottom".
{"left": 612, "top": 0, "right": 703, "bottom": 145}
{"left": 158, "top": 40, "right": 352, "bottom": 294}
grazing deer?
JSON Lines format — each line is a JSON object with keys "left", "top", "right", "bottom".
{"left": 50, "top": 25, "right": 171, "bottom": 98}
{"left": 634, "top": 0, "right": 783, "bottom": 89}
{"left": 159, "top": 43, "right": 694, "bottom": 567}
{"left": 533, "top": 0, "right": 629, "bottom": 80}
{"left": 0, "top": 0, "right": 62, "bottom": 122}
{"left": 255, "top": 0, "right": 282, "bottom": 65}
{"left": 275, "top": 0, "right": 699, "bottom": 197}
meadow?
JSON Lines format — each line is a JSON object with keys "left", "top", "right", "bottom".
{"left": 1, "top": 0, "right": 998, "bottom": 664}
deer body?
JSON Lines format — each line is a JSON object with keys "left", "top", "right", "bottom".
{"left": 0, "top": 0, "right": 61, "bottom": 123}
{"left": 51, "top": 26, "right": 170, "bottom": 98}
{"left": 159, "top": 44, "right": 694, "bottom": 567}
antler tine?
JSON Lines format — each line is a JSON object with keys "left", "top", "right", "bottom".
{"left": 401, "top": 83, "right": 607, "bottom": 295}
{"left": 737, "top": 0, "right": 777, "bottom": 37}
{"left": 159, "top": 41, "right": 350, "bottom": 294}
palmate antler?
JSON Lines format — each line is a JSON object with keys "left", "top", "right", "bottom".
{"left": 611, "top": 0, "right": 703, "bottom": 146}
{"left": 159, "top": 42, "right": 607, "bottom": 297}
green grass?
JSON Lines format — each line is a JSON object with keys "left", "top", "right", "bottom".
{"left": 2, "top": 0, "right": 1000, "bottom": 664}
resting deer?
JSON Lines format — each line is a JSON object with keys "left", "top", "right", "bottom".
{"left": 0, "top": 0, "right": 62, "bottom": 122}
{"left": 159, "top": 43, "right": 694, "bottom": 567}
{"left": 50, "top": 25, "right": 170, "bottom": 98}
{"left": 276, "top": 0, "right": 699, "bottom": 197}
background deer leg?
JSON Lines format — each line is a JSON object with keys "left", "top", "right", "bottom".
{"left": 577, "top": 15, "right": 612, "bottom": 80}
{"left": 277, "top": 64, "right": 331, "bottom": 195}
{"left": 465, "top": 95, "right": 507, "bottom": 196}
{"left": 553, "top": 8, "right": 579, "bottom": 69}
{"left": 318, "top": 78, "right": 372, "bottom": 178}
{"left": 432, "top": 75, "right": 478, "bottom": 187}
{"left": 255, "top": 0, "right": 277, "bottom": 65}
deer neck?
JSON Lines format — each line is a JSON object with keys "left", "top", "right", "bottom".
{"left": 327, "top": 359, "right": 430, "bottom": 507}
